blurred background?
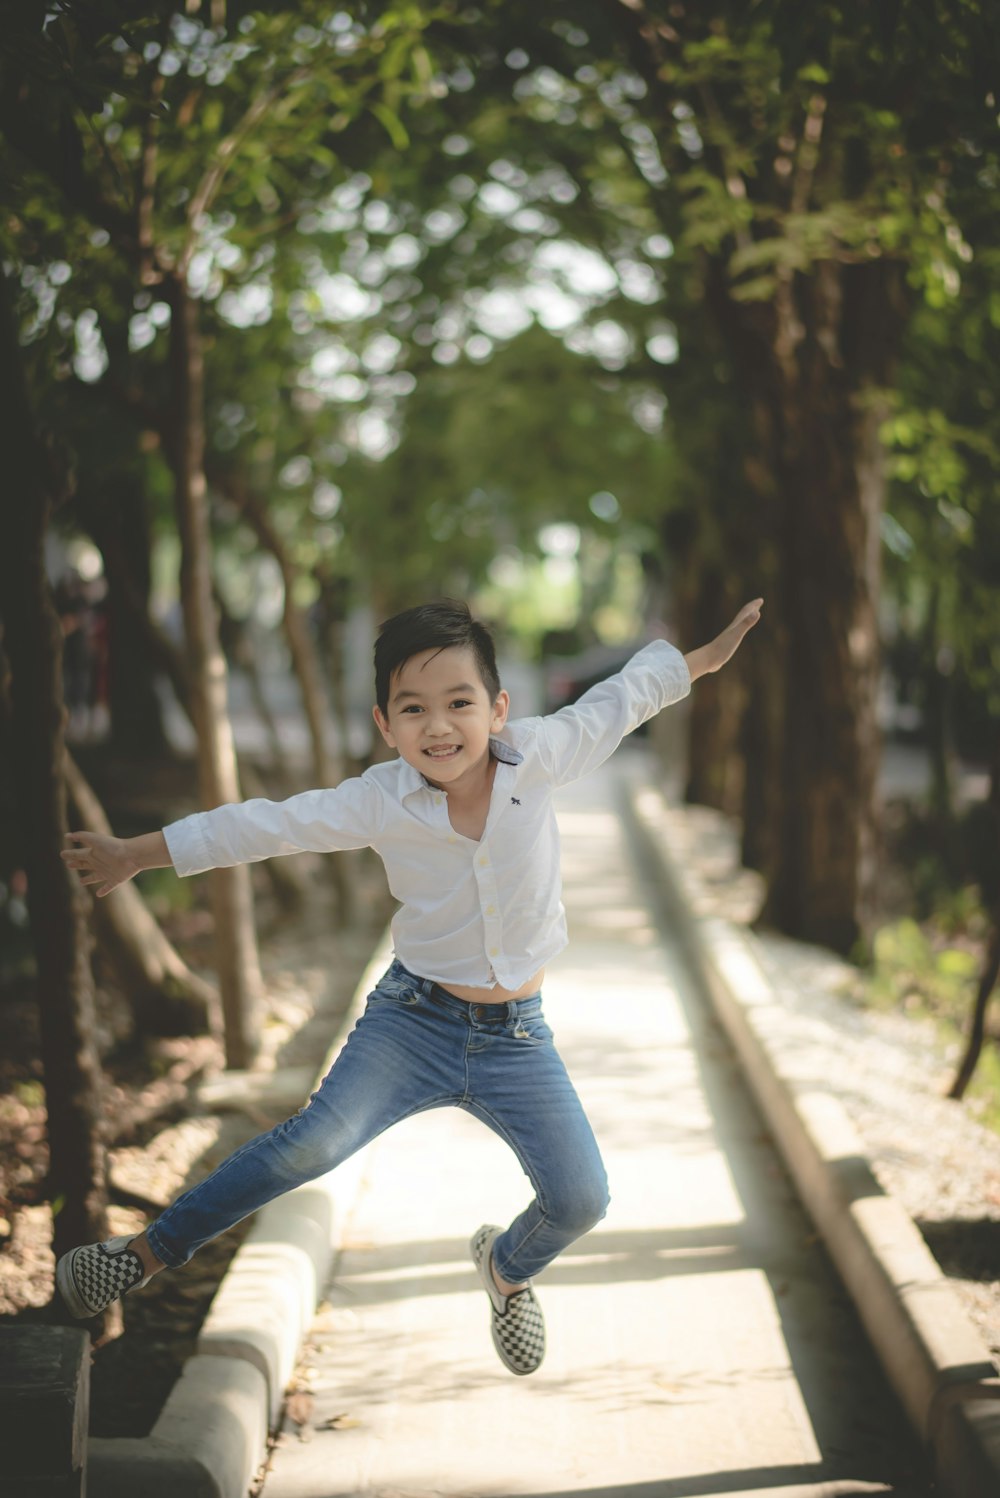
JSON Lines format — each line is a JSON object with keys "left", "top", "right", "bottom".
{"left": 1, "top": 0, "right": 998, "bottom": 1386}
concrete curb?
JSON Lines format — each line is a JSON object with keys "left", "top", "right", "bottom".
{"left": 88, "top": 933, "right": 394, "bottom": 1498}
{"left": 623, "top": 779, "right": 1000, "bottom": 1498}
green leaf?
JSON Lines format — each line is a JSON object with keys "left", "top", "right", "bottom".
{"left": 370, "top": 101, "right": 409, "bottom": 150}
{"left": 727, "top": 273, "right": 779, "bottom": 303}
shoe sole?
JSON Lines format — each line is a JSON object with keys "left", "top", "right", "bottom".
{"left": 55, "top": 1248, "right": 92, "bottom": 1319}
{"left": 470, "top": 1226, "right": 543, "bottom": 1376}
{"left": 470, "top": 1225, "right": 504, "bottom": 1309}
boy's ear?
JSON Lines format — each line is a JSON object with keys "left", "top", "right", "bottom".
{"left": 490, "top": 689, "right": 510, "bottom": 730}
{"left": 372, "top": 705, "right": 395, "bottom": 746}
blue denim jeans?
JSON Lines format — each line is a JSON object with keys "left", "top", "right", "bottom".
{"left": 146, "top": 959, "right": 610, "bottom": 1285}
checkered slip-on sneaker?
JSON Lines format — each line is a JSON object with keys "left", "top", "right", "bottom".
{"left": 470, "top": 1223, "right": 545, "bottom": 1376}
{"left": 56, "top": 1235, "right": 149, "bottom": 1319}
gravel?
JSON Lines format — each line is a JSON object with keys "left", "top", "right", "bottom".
{"left": 658, "top": 794, "right": 1000, "bottom": 1365}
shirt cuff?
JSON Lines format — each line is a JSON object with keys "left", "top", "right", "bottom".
{"left": 162, "top": 813, "right": 214, "bottom": 878}
{"left": 651, "top": 638, "right": 692, "bottom": 699}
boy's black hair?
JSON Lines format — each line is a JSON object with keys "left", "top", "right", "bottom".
{"left": 374, "top": 600, "right": 501, "bottom": 715}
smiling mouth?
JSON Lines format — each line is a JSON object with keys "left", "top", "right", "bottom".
{"left": 424, "top": 745, "right": 461, "bottom": 758}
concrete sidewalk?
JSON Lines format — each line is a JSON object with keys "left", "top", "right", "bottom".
{"left": 257, "top": 759, "right": 924, "bottom": 1498}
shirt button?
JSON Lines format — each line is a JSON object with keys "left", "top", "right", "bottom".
{"left": 489, "top": 947, "right": 499, "bottom": 957}
{"left": 479, "top": 855, "right": 488, "bottom": 867}
{"left": 485, "top": 905, "right": 495, "bottom": 915}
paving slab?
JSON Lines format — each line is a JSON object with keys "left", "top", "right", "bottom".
{"left": 259, "top": 758, "right": 926, "bottom": 1498}
{"left": 622, "top": 765, "right": 1000, "bottom": 1498}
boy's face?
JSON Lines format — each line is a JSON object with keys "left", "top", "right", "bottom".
{"left": 372, "top": 645, "right": 509, "bottom": 791}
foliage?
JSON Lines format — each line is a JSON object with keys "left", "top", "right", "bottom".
{"left": 866, "top": 911, "right": 1000, "bottom": 1132}
{"left": 4, "top": 0, "right": 999, "bottom": 920}
{"left": 10, "top": 1, "right": 995, "bottom": 637}
{"left": 881, "top": 231, "right": 1000, "bottom": 761}
{"left": 870, "top": 916, "right": 982, "bottom": 1016}
{"left": 2, "top": 2, "right": 445, "bottom": 553}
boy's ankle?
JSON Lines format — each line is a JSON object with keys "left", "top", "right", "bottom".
{"left": 130, "top": 1234, "right": 165, "bottom": 1277}
{"left": 491, "top": 1255, "right": 527, "bottom": 1298}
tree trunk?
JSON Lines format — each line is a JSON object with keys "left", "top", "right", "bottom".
{"left": 86, "top": 534, "right": 307, "bottom": 909}
{"left": 229, "top": 482, "right": 336, "bottom": 788}
{"left": 0, "top": 268, "right": 110, "bottom": 1266}
{"left": 313, "top": 568, "right": 358, "bottom": 772}
{"left": 948, "top": 734, "right": 1000, "bottom": 1099}
{"left": 735, "top": 438, "right": 784, "bottom": 879}
{"left": 739, "top": 626, "right": 785, "bottom": 878}
{"left": 922, "top": 580, "right": 957, "bottom": 822}
{"left": 948, "top": 909, "right": 1000, "bottom": 1101}
{"left": 165, "top": 271, "right": 263, "bottom": 1068}
{"left": 84, "top": 512, "right": 192, "bottom": 712}
{"left": 758, "top": 264, "right": 894, "bottom": 955}
{"left": 673, "top": 539, "right": 747, "bottom": 817}
{"left": 215, "top": 585, "right": 286, "bottom": 768}
{"left": 221, "top": 477, "right": 352, "bottom": 918}
{"left": 686, "top": 672, "right": 746, "bottom": 817}
{"left": 77, "top": 480, "right": 168, "bottom": 760}
{"left": 710, "top": 259, "right": 901, "bottom": 955}
{"left": 616, "top": 0, "right": 900, "bottom": 954}
{"left": 63, "top": 752, "right": 219, "bottom": 1037}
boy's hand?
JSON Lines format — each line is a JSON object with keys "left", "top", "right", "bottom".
{"left": 61, "top": 831, "right": 141, "bottom": 898}
{"left": 684, "top": 597, "right": 763, "bottom": 682}
{"left": 710, "top": 597, "right": 764, "bottom": 670}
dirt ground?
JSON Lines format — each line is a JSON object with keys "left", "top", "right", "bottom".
{"left": 0, "top": 841, "right": 392, "bottom": 1437}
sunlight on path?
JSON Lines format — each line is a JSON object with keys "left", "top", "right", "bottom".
{"left": 261, "top": 760, "right": 922, "bottom": 1498}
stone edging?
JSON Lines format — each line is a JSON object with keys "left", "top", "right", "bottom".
{"left": 622, "top": 779, "right": 1000, "bottom": 1498}
{"left": 87, "top": 934, "right": 393, "bottom": 1498}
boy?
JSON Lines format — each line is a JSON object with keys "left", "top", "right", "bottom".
{"left": 57, "top": 596, "right": 762, "bottom": 1375}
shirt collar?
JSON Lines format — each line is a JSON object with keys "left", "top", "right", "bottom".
{"left": 398, "top": 734, "right": 524, "bottom": 798}
{"left": 490, "top": 735, "right": 524, "bottom": 766}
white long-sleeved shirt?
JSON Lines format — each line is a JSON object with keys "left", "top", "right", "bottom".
{"left": 163, "top": 640, "right": 691, "bottom": 989}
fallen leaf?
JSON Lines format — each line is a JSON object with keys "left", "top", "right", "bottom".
{"left": 320, "top": 1411, "right": 362, "bottom": 1431}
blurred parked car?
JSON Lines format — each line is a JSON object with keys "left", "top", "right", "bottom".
{"left": 543, "top": 639, "right": 652, "bottom": 716}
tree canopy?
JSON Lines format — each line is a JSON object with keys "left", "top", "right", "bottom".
{"left": 4, "top": 0, "right": 999, "bottom": 942}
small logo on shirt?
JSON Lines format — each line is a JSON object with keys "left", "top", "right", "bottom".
{"left": 510, "top": 797, "right": 521, "bottom": 806}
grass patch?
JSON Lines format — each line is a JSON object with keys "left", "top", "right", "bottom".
{"left": 865, "top": 901, "right": 1000, "bottom": 1134}
{"left": 135, "top": 865, "right": 197, "bottom": 918}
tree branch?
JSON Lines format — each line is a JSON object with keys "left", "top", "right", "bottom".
{"left": 179, "top": 65, "right": 312, "bottom": 275}
{"left": 138, "top": 72, "right": 165, "bottom": 287}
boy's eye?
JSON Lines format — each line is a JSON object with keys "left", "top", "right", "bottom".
{"left": 398, "top": 699, "right": 472, "bottom": 714}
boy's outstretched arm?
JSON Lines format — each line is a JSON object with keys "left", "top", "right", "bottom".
{"left": 684, "top": 597, "right": 763, "bottom": 682}
{"left": 62, "top": 829, "right": 172, "bottom": 899}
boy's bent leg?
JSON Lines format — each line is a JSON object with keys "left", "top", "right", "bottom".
{"left": 467, "top": 1021, "right": 610, "bottom": 1289}
{"left": 56, "top": 970, "right": 458, "bottom": 1319}
{"left": 145, "top": 991, "right": 447, "bottom": 1269}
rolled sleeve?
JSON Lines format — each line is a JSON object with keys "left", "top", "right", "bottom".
{"left": 163, "top": 775, "right": 383, "bottom": 877}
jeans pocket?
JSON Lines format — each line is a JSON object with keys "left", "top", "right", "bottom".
{"left": 509, "top": 1014, "right": 553, "bottom": 1046}
{"left": 370, "top": 968, "right": 421, "bottom": 1005}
